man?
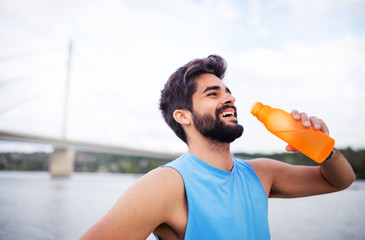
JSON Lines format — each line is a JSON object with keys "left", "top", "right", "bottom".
{"left": 80, "top": 55, "right": 355, "bottom": 240}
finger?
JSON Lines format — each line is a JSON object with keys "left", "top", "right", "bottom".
{"left": 309, "top": 116, "right": 321, "bottom": 130}
{"left": 285, "top": 145, "right": 298, "bottom": 152}
{"left": 291, "top": 109, "right": 300, "bottom": 120}
{"left": 309, "top": 116, "right": 330, "bottom": 135}
{"left": 300, "top": 112, "right": 311, "bottom": 128}
{"left": 318, "top": 118, "right": 330, "bottom": 135}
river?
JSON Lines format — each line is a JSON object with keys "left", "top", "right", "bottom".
{"left": 0, "top": 171, "right": 364, "bottom": 240}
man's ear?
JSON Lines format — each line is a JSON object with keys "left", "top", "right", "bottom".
{"left": 173, "top": 109, "right": 192, "bottom": 126}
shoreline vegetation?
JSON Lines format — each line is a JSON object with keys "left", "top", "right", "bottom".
{"left": 0, "top": 147, "right": 364, "bottom": 179}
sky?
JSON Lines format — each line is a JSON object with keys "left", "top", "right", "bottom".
{"left": 0, "top": 0, "right": 364, "bottom": 155}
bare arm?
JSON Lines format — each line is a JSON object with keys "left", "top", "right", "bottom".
{"left": 256, "top": 149, "right": 355, "bottom": 198}
{"left": 79, "top": 167, "right": 184, "bottom": 240}
{"left": 320, "top": 148, "right": 356, "bottom": 189}
{"left": 290, "top": 110, "right": 356, "bottom": 190}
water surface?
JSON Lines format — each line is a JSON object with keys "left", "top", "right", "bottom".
{"left": 0, "top": 171, "right": 363, "bottom": 240}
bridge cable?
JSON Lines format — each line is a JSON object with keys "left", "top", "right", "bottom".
{"left": 0, "top": 80, "right": 62, "bottom": 117}
{"left": 72, "top": 50, "right": 145, "bottom": 145}
{"left": 0, "top": 45, "right": 64, "bottom": 63}
{"left": 70, "top": 53, "right": 139, "bottom": 146}
{"left": 72, "top": 50, "right": 170, "bottom": 151}
{"left": 0, "top": 63, "right": 62, "bottom": 89}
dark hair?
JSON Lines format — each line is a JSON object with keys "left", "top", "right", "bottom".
{"left": 159, "top": 54, "right": 227, "bottom": 143}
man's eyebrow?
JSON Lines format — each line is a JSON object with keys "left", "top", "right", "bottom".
{"left": 203, "top": 86, "right": 220, "bottom": 93}
{"left": 203, "top": 85, "right": 231, "bottom": 94}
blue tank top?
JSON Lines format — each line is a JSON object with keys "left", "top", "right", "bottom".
{"left": 158, "top": 152, "right": 270, "bottom": 240}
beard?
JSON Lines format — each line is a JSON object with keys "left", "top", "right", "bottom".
{"left": 192, "top": 105, "right": 244, "bottom": 143}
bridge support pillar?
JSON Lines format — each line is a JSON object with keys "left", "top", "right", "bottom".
{"left": 50, "top": 147, "right": 75, "bottom": 177}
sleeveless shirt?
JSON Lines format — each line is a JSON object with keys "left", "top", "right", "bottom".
{"left": 158, "top": 152, "right": 270, "bottom": 240}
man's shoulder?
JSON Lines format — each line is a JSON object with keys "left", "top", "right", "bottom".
{"left": 242, "top": 158, "right": 288, "bottom": 182}
{"left": 239, "top": 157, "right": 283, "bottom": 177}
{"left": 122, "top": 167, "right": 185, "bottom": 212}
{"left": 142, "top": 166, "right": 184, "bottom": 189}
{"left": 144, "top": 166, "right": 185, "bottom": 195}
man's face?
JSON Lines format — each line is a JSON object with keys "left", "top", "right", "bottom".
{"left": 191, "top": 74, "right": 244, "bottom": 143}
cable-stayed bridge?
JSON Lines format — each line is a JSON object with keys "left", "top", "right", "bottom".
{"left": 0, "top": 41, "right": 179, "bottom": 177}
{"left": 0, "top": 129, "right": 178, "bottom": 177}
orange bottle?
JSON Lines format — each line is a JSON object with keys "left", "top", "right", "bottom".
{"left": 250, "top": 102, "right": 335, "bottom": 163}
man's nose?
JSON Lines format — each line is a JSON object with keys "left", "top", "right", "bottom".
{"left": 222, "top": 93, "right": 236, "bottom": 105}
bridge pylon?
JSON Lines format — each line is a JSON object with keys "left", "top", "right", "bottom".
{"left": 50, "top": 147, "right": 75, "bottom": 177}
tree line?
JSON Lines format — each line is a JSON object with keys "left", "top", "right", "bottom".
{"left": 0, "top": 147, "right": 364, "bottom": 179}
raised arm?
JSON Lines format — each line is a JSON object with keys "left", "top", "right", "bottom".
{"left": 79, "top": 167, "right": 185, "bottom": 240}
{"left": 289, "top": 110, "right": 356, "bottom": 189}
{"left": 249, "top": 110, "right": 356, "bottom": 198}
{"left": 319, "top": 148, "right": 355, "bottom": 189}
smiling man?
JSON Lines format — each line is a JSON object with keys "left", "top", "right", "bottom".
{"left": 80, "top": 55, "right": 355, "bottom": 240}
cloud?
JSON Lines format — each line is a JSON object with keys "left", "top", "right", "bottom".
{"left": 0, "top": 0, "right": 364, "bottom": 154}
{"left": 228, "top": 33, "right": 365, "bottom": 153}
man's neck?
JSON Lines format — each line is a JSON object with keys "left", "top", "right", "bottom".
{"left": 188, "top": 137, "right": 233, "bottom": 171}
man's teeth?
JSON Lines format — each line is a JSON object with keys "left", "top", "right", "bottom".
{"left": 220, "top": 111, "right": 235, "bottom": 117}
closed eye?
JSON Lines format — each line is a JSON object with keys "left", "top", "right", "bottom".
{"left": 207, "top": 92, "right": 217, "bottom": 96}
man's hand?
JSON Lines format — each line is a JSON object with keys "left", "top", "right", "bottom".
{"left": 285, "top": 109, "right": 330, "bottom": 152}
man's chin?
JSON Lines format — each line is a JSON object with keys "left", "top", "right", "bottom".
{"left": 210, "top": 124, "right": 244, "bottom": 143}
{"left": 229, "top": 120, "right": 239, "bottom": 124}
{"left": 219, "top": 116, "right": 237, "bottom": 122}
{"left": 221, "top": 118, "right": 240, "bottom": 126}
